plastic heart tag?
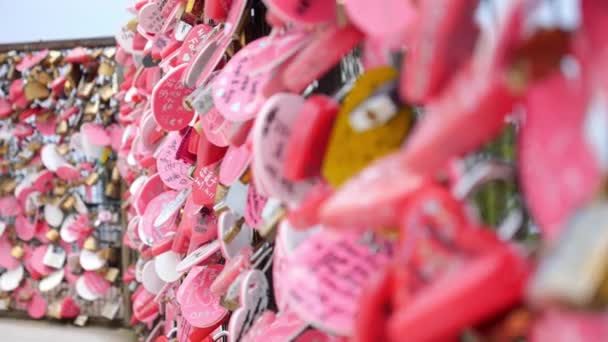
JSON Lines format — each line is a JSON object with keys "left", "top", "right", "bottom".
{"left": 217, "top": 211, "right": 254, "bottom": 259}
{"left": 344, "top": 0, "right": 416, "bottom": 44}
{"left": 17, "top": 50, "right": 49, "bottom": 72}
{"left": 156, "top": 132, "right": 194, "bottom": 190}
{"left": 201, "top": 107, "right": 231, "bottom": 147}
{"left": 140, "top": 191, "right": 180, "bottom": 245}
{"left": 519, "top": 73, "right": 600, "bottom": 240}
{"left": 177, "top": 24, "right": 213, "bottom": 63}
{"left": 228, "top": 269, "right": 271, "bottom": 341}
{"left": 152, "top": 63, "right": 196, "bottom": 131}
{"left": 191, "top": 163, "right": 219, "bottom": 206}
{"left": 219, "top": 144, "right": 251, "bottom": 186}
{"left": 263, "top": 0, "right": 336, "bottom": 26}
{"left": 285, "top": 229, "right": 393, "bottom": 335}
{"left": 139, "top": 2, "right": 165, "bottom": 34}
{"left": 176, "top": 240, "right": 221, "bottom": 273}
{"left": 213, "top": 32, "right": 308, "bottom": 122}
{"left": 242, "top": 310, "right": 308, "bottom": 342}
{"left": 252, "top": 93, "right": 318, "bottom": 206}
{"left": 177, "top": 265, "right": 227, "bottom": 328}
{"left": 401, "top": 0, "right": 479, "bottom": 103}
{"left": 134, "top": 173, "right": 166, "bottom": 215}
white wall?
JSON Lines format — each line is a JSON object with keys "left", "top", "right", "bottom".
{"left": 0, "top": 0, "right": 133, "bottom": 44}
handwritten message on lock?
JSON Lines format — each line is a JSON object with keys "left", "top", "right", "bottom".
{"left": 245, "top": 183, "right": 267, "bottom": 229}
{"left": 177, "top": 265, "right": 227, "bottom": 328}
{"left": 139, "top": 2, "right": 165, "bottom": 34}
{"left": 285, "top": 230, "right": 393, "bottom": 335}
{"left": 157, "top": 133, "right": 193, "bottom": 190}
{"left": 152, "top": 64, "right": 195, "bottom": 131}
{"left": 255, "top": 94, "right": 318, "bottom": 205}
{"left": 192, "top": 163, "right": 219, "bottom": 206}
{"left": 213, "top": 49, "right": 267, "bottom": 122}
{"left": 178, "top": 24, "right": 213, "bottom": 62}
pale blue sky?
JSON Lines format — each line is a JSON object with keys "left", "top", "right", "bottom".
{"left": 0, "top": 0, "right": 133, "bottom": 44}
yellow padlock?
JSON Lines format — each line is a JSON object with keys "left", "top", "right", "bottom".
{"left": 322, "top": 66, "right": 412, "bottom": 187}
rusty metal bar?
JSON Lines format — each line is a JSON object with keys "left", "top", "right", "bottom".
{"left": 0, "top": 37, "right": 116, "bottom": 53}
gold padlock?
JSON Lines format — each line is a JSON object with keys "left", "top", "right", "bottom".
{"left": 104, "top": 267, "right": 120, "bottom": 283}
{"left": 84, "top": 100, "right": 100, "bottom": 115}
{"left": 47, "top": 301, "right": 62, "bottom": 319}
{"left": 105, "top": 182, "right": 120, "bottom": 199}
{"left": 77, "top": 81, "right": 95, "bottom": 99}
{"left": 83, "top": 237, "right": 98, "bottom": 251}
{"left": 98, "top": 61, "right": 115, "bottom": 77}
{"left": 10, "top": 245, "right": 24, "bottom": 259}
{"left": 99, "top": 85, "right": 115, "bottom": 102}
{"left": 24, "top": 80, "right": 50, "bottom": 101}
{"left": 85, "top": 172, "right": 100, "bottom": 186}
{"left": 61, "top": 195, "right": 76, "bottom": 211}
{"left": 111, "top": 166, "right": 121, "bottom": 183}
{"left": 46, "top": 229, "right": 60, "bottom": 242}
{"left": 322, "top": 66, "right": 412, "bottom": 187}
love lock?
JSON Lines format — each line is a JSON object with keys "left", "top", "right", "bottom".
{"left": 355, "top": 160, "right": 530, "bottom": 342}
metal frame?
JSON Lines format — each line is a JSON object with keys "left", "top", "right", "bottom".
{"left": 0, "top": 37, "right": 116, "bottom": 53}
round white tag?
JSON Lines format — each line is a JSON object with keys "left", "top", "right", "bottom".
{"left": 154, "top": 251, "right": 181, "bottom": 283}
{"left": 142, "top": 260, "right": 166, "bottom": 294}
{"left": 76, "top": 276, "right": 101, "bottom": 301}
{"left": 79, "top": 249, "right": 107, "bottom": 271}
{"left": 39, "top": 269, "right": 64, "bottom": 292}
{"left": 0, "top": 264, "right": 24, "bottom": 291}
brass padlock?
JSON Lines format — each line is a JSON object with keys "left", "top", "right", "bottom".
{"left": 24, "top": 80, "right": 50, "bottom": 101}
{"left": 105, "top": 182, "right": 120, "bottom": 199}
{"left": 322, "top": 67, "right": 412, "bottom": 187}
{"left": 77, "top": 81, "right": 95, "bottom": 99}
{"left": 46, "top": 229, "right": 60, "bottom": 242}
{"left": 61, "top": 195, "right": 76, "bottom": 211}
{"left": 83, "top": 237, "right": 98, "bottom": 251}
{"left": 99, "top": 85, "right": 115, "bottom": 102}
{"left": 104, "top": 267, "right": 120, "bottom": 283}
{"left": 98, "top": 61, "right": 115, "bottom": 77}
{"left": 10, "top": 245, "right": 24, "bottom": 259}
{"left": 84, "top": 100, "right": 100, "bottom": 115}
{"left": 85, "top": 172, "right": 100, "bottom": 186}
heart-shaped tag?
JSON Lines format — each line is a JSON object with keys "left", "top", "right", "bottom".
{"left": 176, "top": 240, "right": 221, "bottom": 273}
{"left": 156, "top": 132, "right": 194, "bottom": 190}
{"left": 191, "top": 162, "right": 219, "bottom": 206}
{"left": 177, "top": 265, "right": 227, "bottom": 328}
{"left": 219, "top": 144, "right": 251, "bottom": 186}
{"left": 213, "top": 33, "right": 308, "bottom": 122}
{"left": 229, "top": 269, "right": 271, "bottom": 341}
{"left": 285, "top": 229, "right": 393, "bottom": 335}
{"left": 140, "top": 191, "right": 180, "bottom": 245}
{"left": 253, "top": 93, "right": 318, "bottom": 206}
{"left": 217, "top": 211, "right": 254, "bottom": 259}
{"left": 263, "top": 0, "right": 336, "bottom": 26}
{"left": 134, "top": 173, "right": 166, "bottom": 215}
{"left": 151, "top": 63, "right": 196, "bottom": 131}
